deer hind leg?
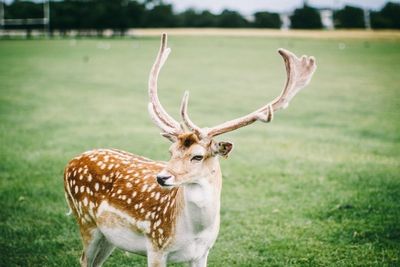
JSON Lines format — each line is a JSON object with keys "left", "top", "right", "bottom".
{"left": 91, "top": 236, "right": 115, "bottom": 267}
{"left": 80, "top": 227, "right": 114, "bottom": 267}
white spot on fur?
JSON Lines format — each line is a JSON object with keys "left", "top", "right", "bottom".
{"left": 153, "top": 219, "right": 161, "bottom": 229}
{"left": 83, "top": 197, "right": 88, "bottom": 206}
{"left": 141, "top": 184, "right": 148, "bottom": 192}
{"left": 148, "top": 184, "right": 156, "bottom": 192}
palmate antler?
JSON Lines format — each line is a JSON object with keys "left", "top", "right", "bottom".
{"left": 148, "top": 33, "right": 317, "bottom": 140}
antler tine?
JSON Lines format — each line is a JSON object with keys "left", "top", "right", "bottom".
{"left": 204, "top": 48, "right": 317, "bottom": 138}
{"left": 148, "top": 103, "right": 180, "bottom": 137}
{"left": 148, "top": 33, "right": 181, "bottom": 133}
{"left": 180, "top": 91, "right": 203, "bottom": 136}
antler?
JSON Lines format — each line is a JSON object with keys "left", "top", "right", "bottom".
{"left": 181, "top": 48, "right": 317, "bottom": 138}
{"left": 148, "top": 33, "right": 181, "bottom": 136}
{"left": 180, "top": 91, "right": 202, "bottom": 135}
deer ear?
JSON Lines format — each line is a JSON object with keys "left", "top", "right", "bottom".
{"left": 161, "top": 133, "right": 177, "bottom": 142}
{"left": 216, "top": 141, "right": 233, "bottom": 158}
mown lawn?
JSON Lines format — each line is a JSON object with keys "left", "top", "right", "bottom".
{"left": 0, "top": 34, "right": 399, "bottom": 266}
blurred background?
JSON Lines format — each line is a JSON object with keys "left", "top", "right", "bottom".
{"left": 0, "top": 0, "right": 399, "bottom": 37}
{"left": 0, "top": 0, "right": 399, "bottom": 266}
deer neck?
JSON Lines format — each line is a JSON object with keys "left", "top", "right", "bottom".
{"left": 181, "top": 159, "right": 222, "bottom": 233}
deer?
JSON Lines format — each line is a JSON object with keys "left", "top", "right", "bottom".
{"left": 63, "top": 33, "right": 316, "bottom": 267}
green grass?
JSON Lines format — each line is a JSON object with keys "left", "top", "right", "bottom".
{"left": 0, "top": 35, "right": 399, "bottom": 266}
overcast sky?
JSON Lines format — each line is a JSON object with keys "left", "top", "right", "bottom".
{"left": 165, "top": 0, "right": 400, "bottom": 15}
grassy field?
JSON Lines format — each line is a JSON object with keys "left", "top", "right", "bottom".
{"left": 0, "top": 34, "right": 399, "bottom": 266}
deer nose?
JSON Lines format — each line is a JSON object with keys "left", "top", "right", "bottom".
{"left": 156, "top": 175, "right": 171, "bottom": 186}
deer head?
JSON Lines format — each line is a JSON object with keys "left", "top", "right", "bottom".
{"left": 148, "top": 34, "right": 317, "bottom": 188}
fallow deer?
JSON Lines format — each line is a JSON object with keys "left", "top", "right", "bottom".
{"left": 64, "top": 33, "right": 316, "bottom": 267}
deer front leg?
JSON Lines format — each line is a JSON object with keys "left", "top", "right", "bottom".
{"left": 147, "top": 248, "right": 167, "bottom": 267}
{"left": 189, "top": 251, "right": 209, "bottom": 267}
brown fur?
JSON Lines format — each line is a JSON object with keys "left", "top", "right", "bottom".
{"left": 177, "top": 133, "right": 200, "bottom": 148}
{"left": 64, "top": 148, "right": 184, "bottom": 249}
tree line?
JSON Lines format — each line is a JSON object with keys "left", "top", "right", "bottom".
{"left": 2, "top": 0, "right": 400, "bottom": 35}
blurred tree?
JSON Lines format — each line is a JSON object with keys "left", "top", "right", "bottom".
{"left": 196, "top": 11, "right": 218, "bottom": 27}
{"left": 49, "top": 1, "right": 76, "bottom": 35}
{"left": 334, "top": 5, "right": 365, "bottom": 28}
{"left": 177, "top": 9, "right": 217, "bottom": 27}
{"left": 8, "top": 0, "right": 400, "bottom": 34}
{"left": 99, "top": 0, "right": 130, "bottom": 35}
{"left": 290, "top": 5, "right": 322, "bottom": 29}
{"left": 126, "top": 1, "right": 146, "bottom": 28}
{"left": 49, "top": 0, "right": 147, "bottom": 36}
{"left": 371, "top": 2, "right": 400, "bottom": 29}
{"left": 4, "top": 1, "right": 43, "bottom": 19}
{"left": 217, "top": 9, "right": 248, "bottom": 28}
{"left": 177, "top": 9, "right": 198, "bottom": 27}
{"left": 253, "top": 11, "right": 281, "bottom": 28}
{"left": 144, "top": 3, "right": 177, "bottom": 27}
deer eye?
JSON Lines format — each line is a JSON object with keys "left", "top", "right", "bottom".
{"left": 191, "top": 155, "right": 204, "bottom": 162}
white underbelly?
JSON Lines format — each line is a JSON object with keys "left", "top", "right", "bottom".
{"left": 96, "top": 201, "right": 148, "bottom": 255}
{"left": 99, "top": 225, "right": 147, "bottom": 254}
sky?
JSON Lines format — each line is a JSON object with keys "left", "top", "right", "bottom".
{"left": 164, "top": 0, "right": 400, "bottom": 15}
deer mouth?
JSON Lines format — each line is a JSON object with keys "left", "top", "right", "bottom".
{"left": 156, "top": 175, "right": 174, "bottom": 187}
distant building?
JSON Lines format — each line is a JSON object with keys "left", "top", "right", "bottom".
{"left": 363, "top": 9, "right": 371, "bottom": 29}
{"left": 319, "top": 9, "right": 334, "bottom": 30}
{"left": 280, "top": 12, "right": 291, "bottom": 30}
